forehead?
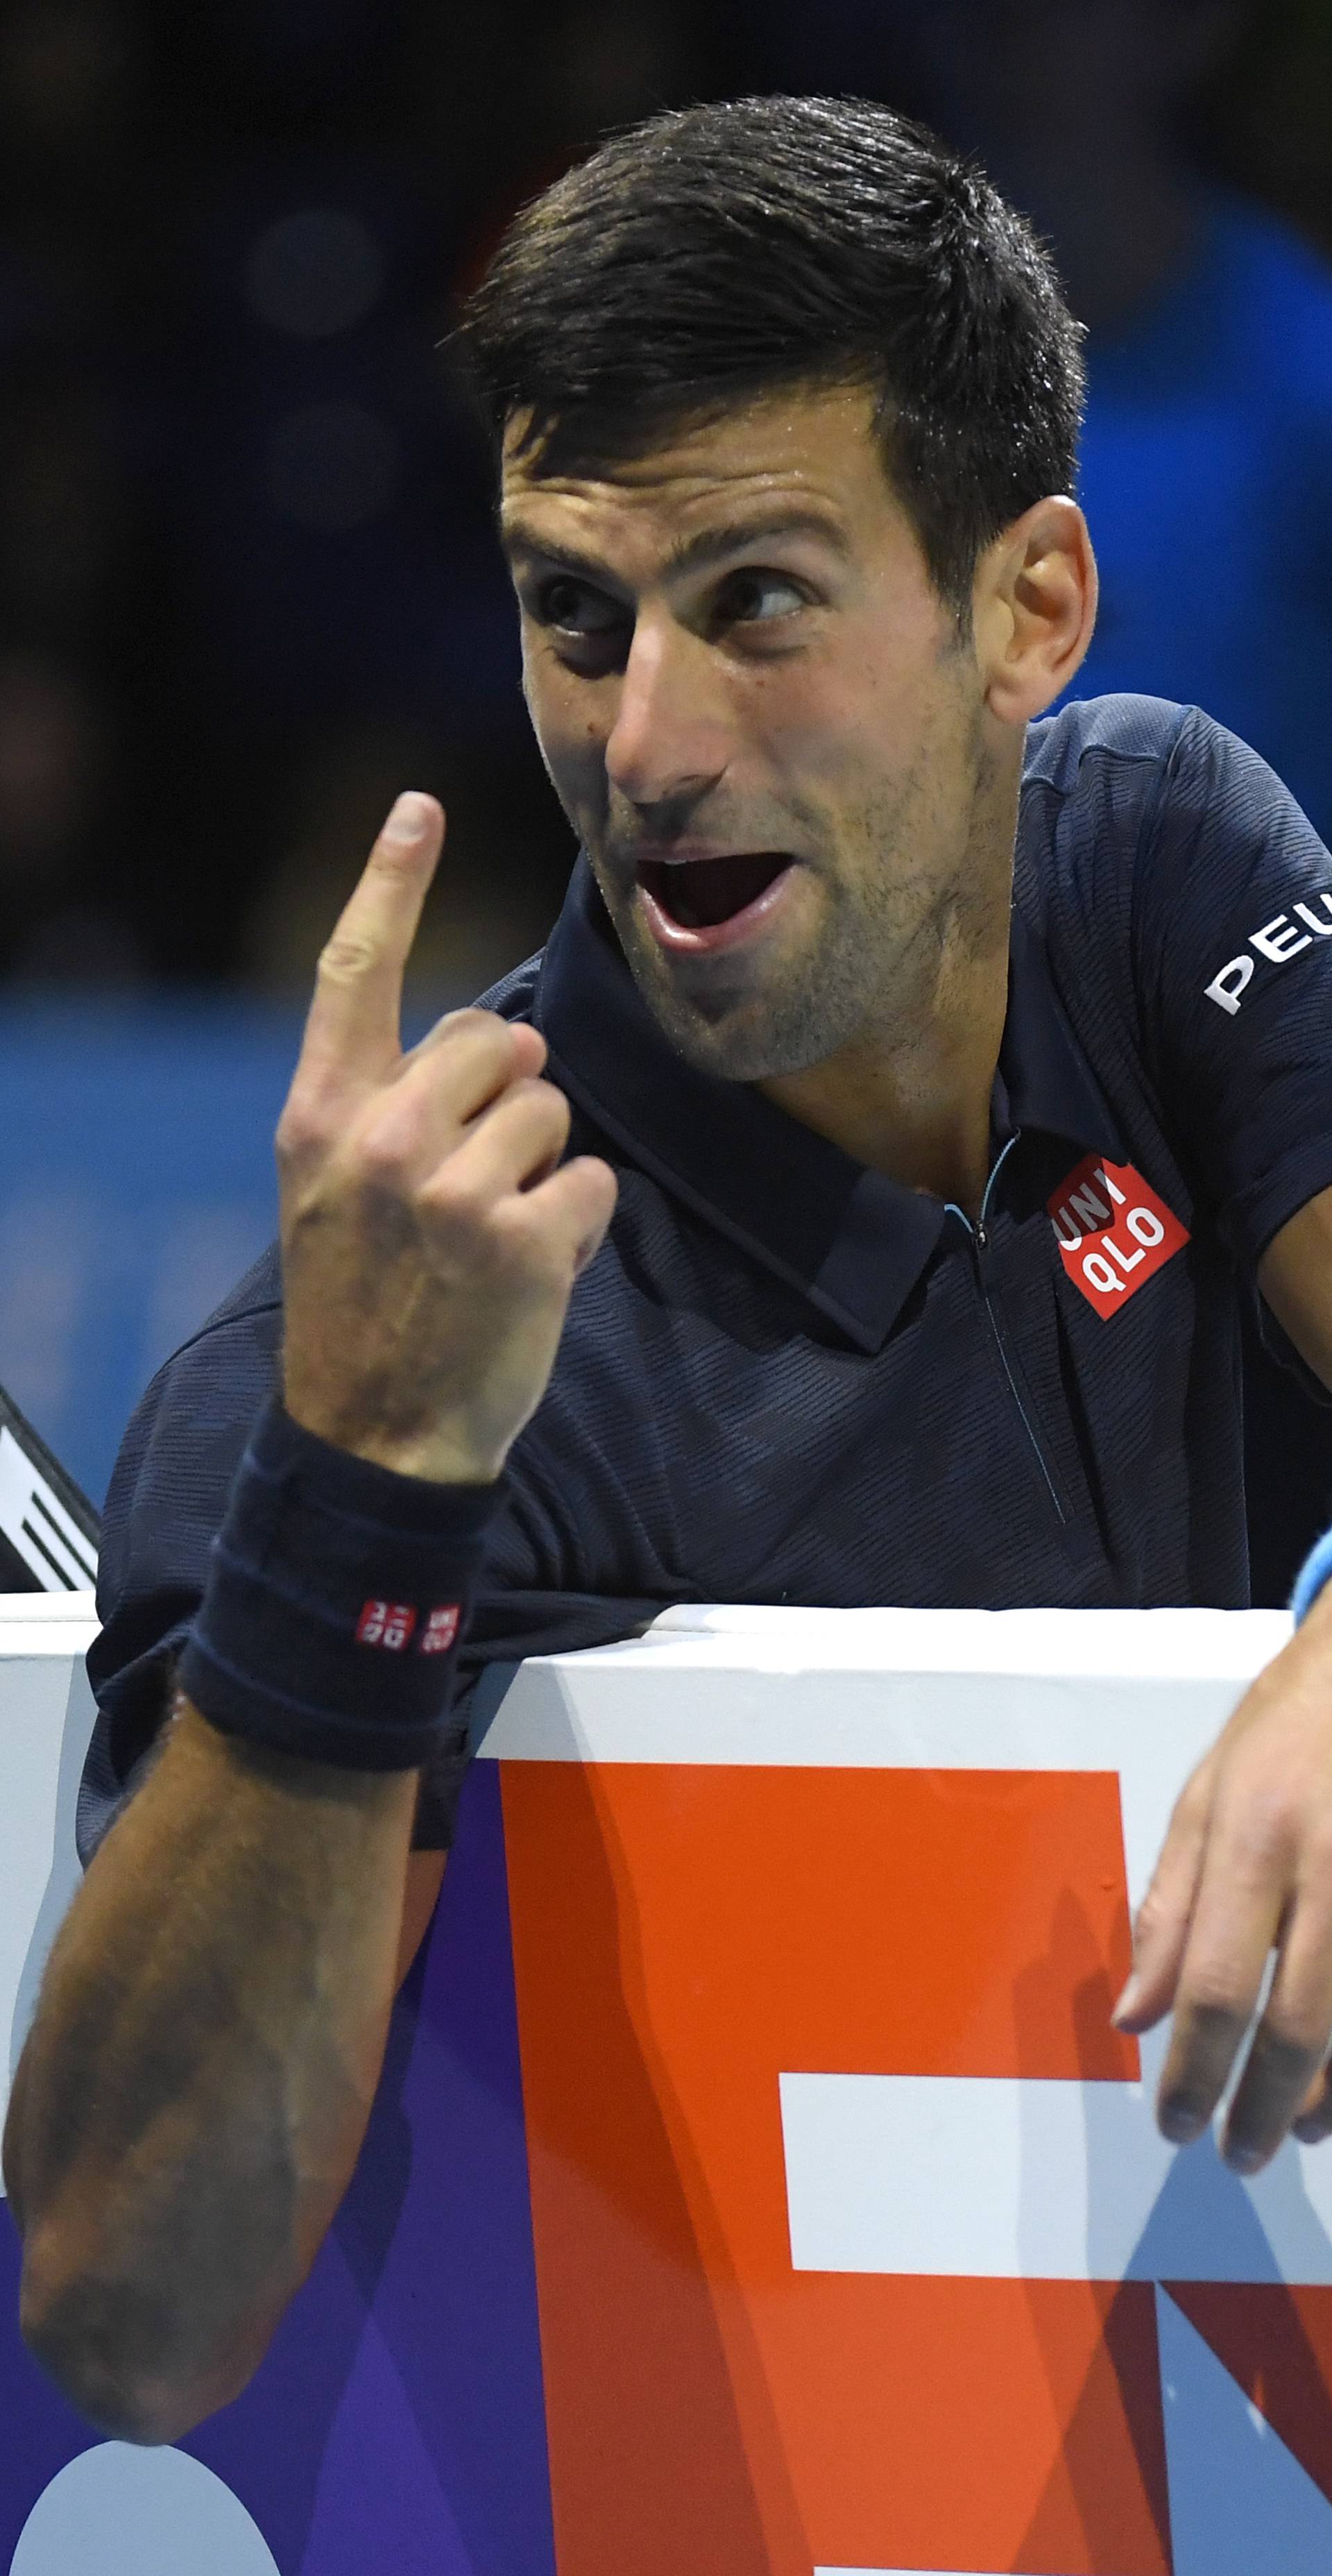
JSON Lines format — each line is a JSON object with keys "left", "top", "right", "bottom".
{"left": 499, "top": 384, "right": 905, "bottom": 570}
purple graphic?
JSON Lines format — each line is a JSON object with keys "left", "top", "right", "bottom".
{"left": 0, "top": 1763, "right": 556, "bottom": 2574}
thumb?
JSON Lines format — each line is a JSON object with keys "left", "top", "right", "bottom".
{"left": 1112, "top": 1756, "right": 1215, "bottom": 2033}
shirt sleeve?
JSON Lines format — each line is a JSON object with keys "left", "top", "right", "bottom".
{"left": 1132, "top": 704, "right": 1332, "bottom": 1276}
{"left": 79, "top": 1280, "right": 283, "bottom": 1868}
{"left": 78, "top": 1276, "right": 656, "bottom": 1867}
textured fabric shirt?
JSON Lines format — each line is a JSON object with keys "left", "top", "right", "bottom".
{"left": 80, "top": 695, "right": 1332, "bottom": 1863}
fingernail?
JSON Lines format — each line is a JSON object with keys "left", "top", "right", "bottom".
{"left": 382, "top": 790, "right": 434, "bottom": 845}
{"left": 1111, "top": 1977, "right": 1140, "bottom": 2028}
{"left": 1224, "top": 2142, "right": 1265, "bottom": 2176}
{"left": 1160, "top": 2102, "right": 1205, "bottom": 2146}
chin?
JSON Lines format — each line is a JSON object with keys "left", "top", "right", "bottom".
{"left": 646, "top": 975, "right": 832, "bottom": 1086}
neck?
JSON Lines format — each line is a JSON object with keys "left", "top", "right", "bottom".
{"left": 757, "top": 773, "right": 1018, "bottom": 1213}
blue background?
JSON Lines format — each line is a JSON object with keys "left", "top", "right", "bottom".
{"left": 0, "top": 1002, "right": 298, "bottom": 1506}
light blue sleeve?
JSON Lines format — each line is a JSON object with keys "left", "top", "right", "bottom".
{"left": 1290, "top": 1526, "right": 1332, "bottom": 1624}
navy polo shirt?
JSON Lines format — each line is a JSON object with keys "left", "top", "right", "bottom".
{"left": 80, "top": 696, "right": 1332, "bottom": 1863}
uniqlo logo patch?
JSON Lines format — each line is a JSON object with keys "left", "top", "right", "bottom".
{"left": 420, "top": 1604, "right": 461, "bottom": 1655}
{"left": 1048, "top": 1154, "right": 1189, "bottom": 1318}
{"left": 356, "top": 1599, "right": 417, "bottom": 1650}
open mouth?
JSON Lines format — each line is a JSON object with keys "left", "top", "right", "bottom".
{"left": 637, "top": 851, "right": 791, "bottom": 931}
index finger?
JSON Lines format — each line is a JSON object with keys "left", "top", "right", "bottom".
{"left": 299, "top": 792, "right": 445, "bottom": 1083}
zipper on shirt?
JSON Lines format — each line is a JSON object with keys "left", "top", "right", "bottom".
{"left": 946, "top": 1134, "right": 1068, "bottom": 1527}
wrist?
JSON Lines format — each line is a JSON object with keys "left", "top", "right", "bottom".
{"left": 280, "top": 1386, "right": 504, "bottom": 1490}
{"left": 265, "top": 1398, "right": 503, "bottom": 1512}
{"left": 180, "top": 1399, "right": 502, "bottom": 1772}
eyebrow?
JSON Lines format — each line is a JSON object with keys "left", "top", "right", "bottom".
{"left": 500, "top": 507, "right": 853, "bottom": 588}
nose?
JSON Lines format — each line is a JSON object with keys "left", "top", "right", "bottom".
{"left": 604, "top": 613, "right": 732, "bottom": 813}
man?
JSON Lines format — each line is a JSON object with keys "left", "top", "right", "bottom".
{"left": 8, "top": 93, "right": 1332, "bottom": 2444}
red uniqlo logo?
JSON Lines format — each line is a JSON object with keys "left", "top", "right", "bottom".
{"left": 420, "top": 1604, "right": 461, "bottom": 1655}
{"left": 1048, "top": 1154, "right": 1189, "bottom": 1319}
{"left": 356, "top": 1600, "right": 417, "bottom": 1651}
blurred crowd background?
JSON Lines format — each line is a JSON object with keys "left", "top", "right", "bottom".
{"left": 1, "top": 0, "right": 1331, "bottom": 1586}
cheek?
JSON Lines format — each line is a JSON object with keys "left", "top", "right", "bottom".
{"left": 522, "top": 656, "right": 605, "bottom": 803}
{"left": 749, "top": 639, "right": 918, "bottom": 791}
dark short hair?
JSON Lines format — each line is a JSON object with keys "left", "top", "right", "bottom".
{"left": 456, "top": 94, "right": 1086, "bottom": 620}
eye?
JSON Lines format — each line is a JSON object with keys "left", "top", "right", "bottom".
{"left": 534, "top": 575, "right": 624, "bottom": 637}
{"left": 715, "top": 568, "right": 810, "bottom": 627}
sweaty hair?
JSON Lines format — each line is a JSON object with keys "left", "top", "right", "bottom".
{"left": 456, "top": 94, "right": 1086, "bottom": 621}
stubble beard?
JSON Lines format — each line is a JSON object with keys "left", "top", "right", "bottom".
{"left": 605, "top": 727, "right": 1002, "bottom": 1088}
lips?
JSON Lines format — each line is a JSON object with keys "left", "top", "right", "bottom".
{"left": 637, "top": 851, "right": 790, "bottom": 931}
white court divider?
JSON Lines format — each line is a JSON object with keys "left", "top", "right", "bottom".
{"left": 484, "top": 1604, "right": 1295, "bottom": 1982}
{"left": 482, "top": 1600, "right": 1292, "bottom": 1917}
{"left": 10, "top": 2444, "right": 280, "bottom": 2575}
{"left": 0, "top": 1593, "right": 99, "bottom": 2141}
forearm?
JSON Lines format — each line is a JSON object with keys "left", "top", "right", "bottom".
{"left": 3, "top": 1700, "right": 418, "bottom": 2443}
{"left": 2, "top": 802, "right": 615, "bottom": 2443}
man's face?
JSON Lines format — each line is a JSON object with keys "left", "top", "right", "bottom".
{"left": 501, "top": 386, "right": 1005, "bottom": 1084}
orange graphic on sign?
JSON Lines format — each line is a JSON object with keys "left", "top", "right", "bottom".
{"left": 501, "top": 1761, "right": 1172, "bottom": 2575}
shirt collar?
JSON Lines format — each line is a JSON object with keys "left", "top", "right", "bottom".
{"left": 998, "top": 901, "right": 1125, "bottom": 1162}
{"left": 536, "top": 856, "right": 1122, "bottom": 1353}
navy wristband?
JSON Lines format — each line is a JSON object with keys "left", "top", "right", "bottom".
{"left": 178, "top": 1399, "right": 502, "bottom": 1770}
{"left": 1292, "top": 1527, "right": 1332, "bottom": 1628}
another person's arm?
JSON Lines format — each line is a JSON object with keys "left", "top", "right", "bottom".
{"left": 1, "top": 791, "right": 614, "bottom": 2441}
{"left": 1115, "top": 1194, "right": 1332, "bottom": 2173}
{"left": 1088, "top": 709, "right": 1332, "bottom": 2171}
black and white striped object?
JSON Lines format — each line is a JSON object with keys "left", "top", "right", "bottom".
{"left": 0, "top": 1382, "right": 99, "bottom": 1593}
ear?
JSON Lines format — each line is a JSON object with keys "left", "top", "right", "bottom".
{"left": 974, "top": 497, "right": 1098, "bottom": 728}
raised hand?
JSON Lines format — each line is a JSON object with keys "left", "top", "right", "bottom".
{"left": 277, "top": 791, "right": 617, "bottom": 1484}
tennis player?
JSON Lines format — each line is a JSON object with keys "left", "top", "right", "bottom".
{"left": 10, "top": 96, "right": 1332, "bottom": 2442}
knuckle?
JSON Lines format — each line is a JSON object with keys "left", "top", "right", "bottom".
{"left": 563, "top": 1149, "right": 614, "bottom": 1196}
{"left": 522, "top": 1076, "right": 572, "bottom": 1132}
{"left": 275, "top": 1096, "right": 325, "bottom": 1164}
{"left": 1256, "top": 2020, "right": 1324, "bottom": 2081}
{"left": 492, "top": 1194, "right": 558, "bottom": 1273}
{"left": 316, "top": 931, "right": 378, "bottom": 988}
{"left": 355, "top": 1126, "right": 412, "bottom": 1190}
{"left": 1132, "top": 1886, "right": 1170, "bottom": 1942}
{"left": 1211, "top": 1768, "right": 1298, "bottom": 1865}
{"left": 435, "top": 1006, "right": 504, "bottom": 1052}
{"left": 425, "top": 1167, "right": 490, "bottom": 1235}
{"left": 490, "top": 1185, "right": 540, "bottom": 1242}
{"left": 1176, "top": 1988, "right": 1248, "bottom": 2045}
{"left": 1175, "top": 1759, "right": 1216, "bottom": 1822}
